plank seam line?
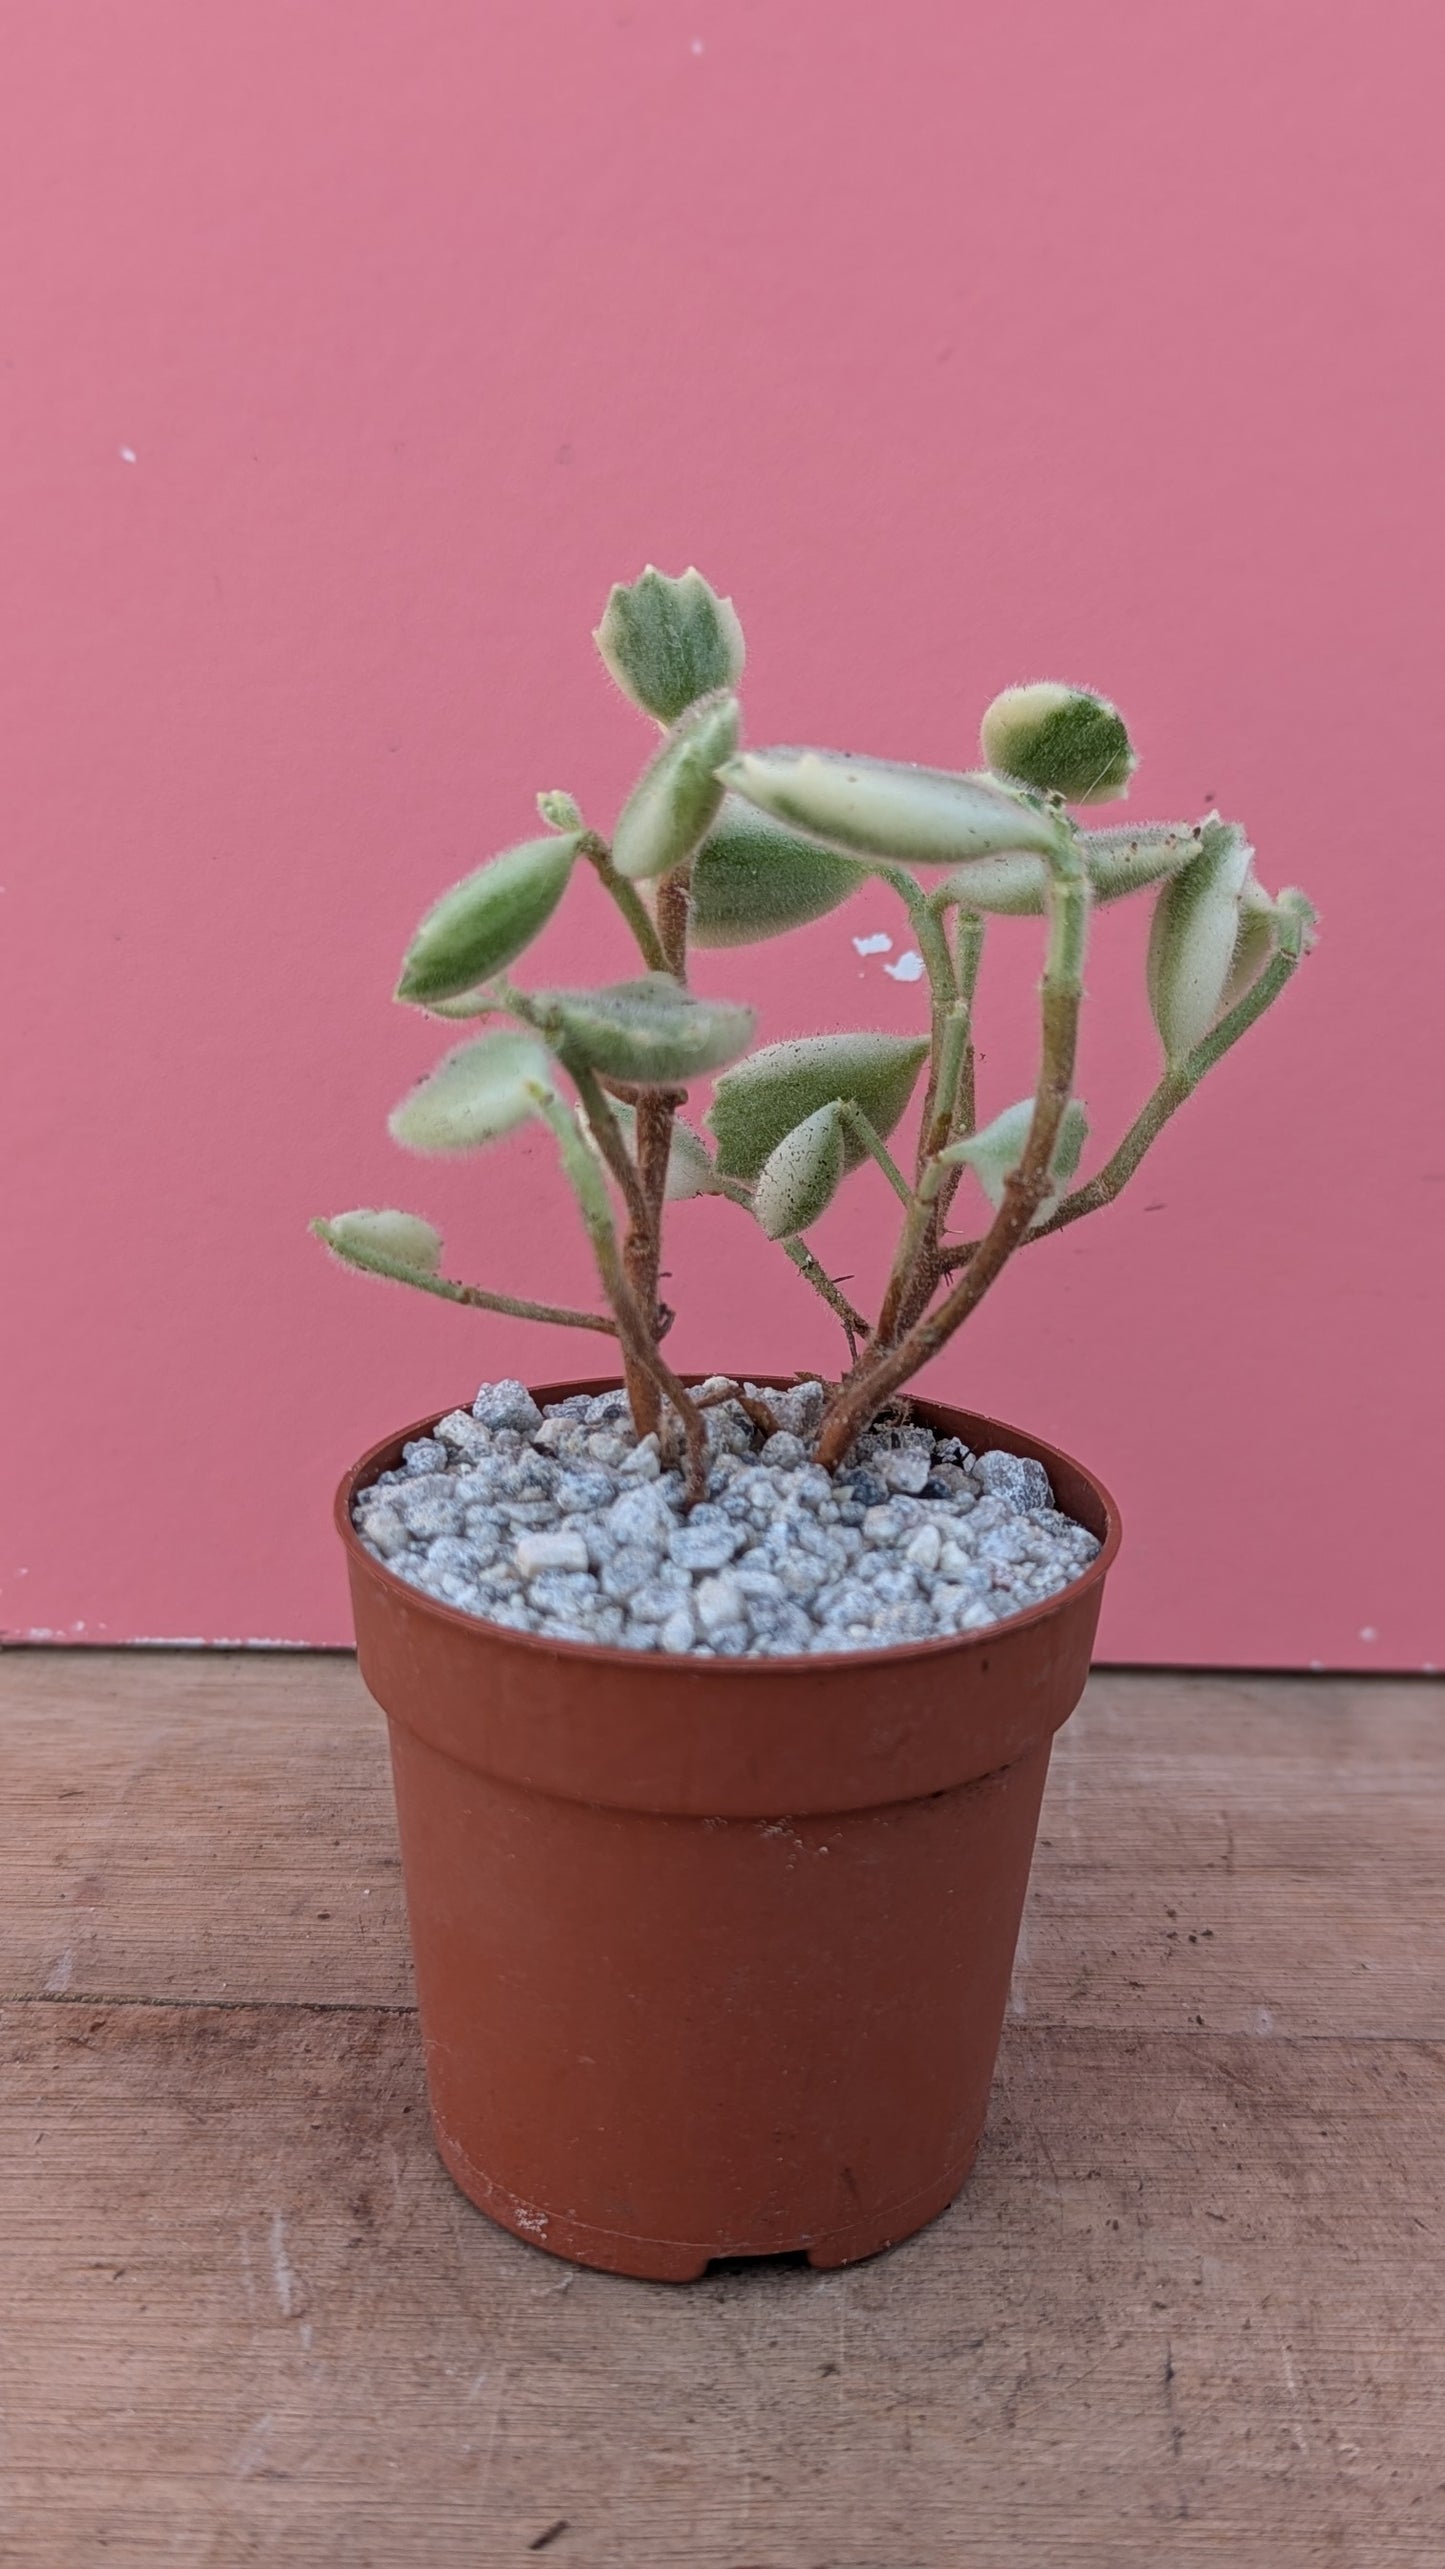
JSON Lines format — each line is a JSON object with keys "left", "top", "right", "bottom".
{"left": 0, "top": 1990, "right": 417, "bottom": 2016}
{"left": 2, "top": 1992, "right": 1441, "bottom": 2046}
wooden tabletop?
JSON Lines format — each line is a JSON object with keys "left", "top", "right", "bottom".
{"left": 2, "top": 1651, "right": 1441, "bottom": 2567}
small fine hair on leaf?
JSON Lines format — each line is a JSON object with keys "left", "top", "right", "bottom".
{"left": 316, "top": 563, "right": 1315, "bottom": 1493}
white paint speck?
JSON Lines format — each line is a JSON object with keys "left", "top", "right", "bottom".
{"left": 691, "top": 36, "right": 705, "bottom": 53}
{"left": 119, "top": 447, "right": 137, "bottom": 464}
{"left": 235, "top": 2414, "right": 275, "bottom": 2479}
{"left": 1359, "top": 1626, "right": 1378, "bottom": 1644}
{"left": 884, "top": 949, "right": 925, "bottom": 982}
{"left": 44, "top": 1949, "right": 74, "bottom": 1995}
{"left": 269, "top": 2211, "right": 299, "bottom": 2317}
{"left": 852, "top": 932, "right": 893, "bottom": 956}
{"left": 1308, "top": 1658, "right": 1323, "bottom": 1671}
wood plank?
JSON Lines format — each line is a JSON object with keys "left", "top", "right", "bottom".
{"left": 0, "top": 1650, "right": 413, "bottom": 2010}
{"left": 1023, "top": 1670, "right": 1445, "bottom": 2039}
{"left": 2, "top": 1999, "right": 1440, "bottom": 2567}
{"left": 3, "top": 1653, "right": 1441, "bottom": 2037}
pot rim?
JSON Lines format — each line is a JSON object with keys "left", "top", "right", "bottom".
{"left": 335, "top": 1374, "right": 1122, "bottom": 1677}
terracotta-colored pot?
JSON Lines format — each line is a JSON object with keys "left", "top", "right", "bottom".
{"left": 339, "top": 1376, "right": 1120, "bottom": 2281}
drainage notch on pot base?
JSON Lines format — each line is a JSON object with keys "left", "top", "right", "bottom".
{"left": 338, "top": 1378, "right": 1120, "bottom": 2282}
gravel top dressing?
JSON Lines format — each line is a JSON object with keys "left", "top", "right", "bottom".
{"left": 353, "top": 1378, "right": 1101, "bottom": 1658}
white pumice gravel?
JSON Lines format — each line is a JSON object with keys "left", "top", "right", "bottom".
{"left": 352, "top": 1377, "right": 1101, "bottom": 1658}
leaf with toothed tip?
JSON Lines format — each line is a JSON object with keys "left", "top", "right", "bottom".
{"left": 594, "top": 566, "right": 746, "bottom": 724}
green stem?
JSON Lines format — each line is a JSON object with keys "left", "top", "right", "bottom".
{"left": 836, "top": 1102, "right": 913, "bottom": 1206}
{"left": 873, "top": 997, "right": 971, "bottom": 1345}
{"left": 311, "top": 1221, "right": 619, "bottom": 1334}
{"left": 566, "top": 1058, "right": 652, "bottom": 1237}
{"left": 817, "top": 838, "right": 1090, "bottom": 1468}
{"left": 938, "top": 895, "right": 1313, "bottom": 1272}
{"left": 580, "top": 833, "right": 670, "bottom": 974}
{"left": 706, "top": 1171, "right": 873, "bottom": 1351}
{"left": 1034, "top": 905, "right": 1311, "bottom": 1241}
{"left": 952, "top": 907, "right": 985, "bottom": 1141}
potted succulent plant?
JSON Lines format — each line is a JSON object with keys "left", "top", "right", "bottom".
{"left": 316, "top": 568, "right": 1314, "bottom": 2280}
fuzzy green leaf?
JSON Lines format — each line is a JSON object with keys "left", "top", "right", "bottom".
{"left": 612, "top": 695, "right": 740, "bottom": 882}
{"left": 752, "top": 1101, "right": 848, "bottom": 1238}
{"left": 980, "top": 684, "right": 1136, "bottom": 804}
{"left": 937, "top": 852, "right": 1051, "bottom": 916}
{"left": 940, "top": 822, "right": 1201, "bottom": 918}
{"left": 389, "top": 1030, "right": 555, "bottom": 1154}
{"left": 396, "top": 836, "right": 579, "bottom": 1004}
{"left": 537, "top": 974, "right": 755, "bottom": 1086}
{"left": 320, "top": 1209, "right": 444, "bottom": 1273}
{"left": 941, "top": 1095, "right": 1089, "bottom": 1224}
{"left": 1221, "top": 879, "right": 1279, "bottom": 1011}
{"left": 594, "top": 566, "right": 746, "bottom": 725}
{"left": 707, "top": 1031, "right": 930, "bottom": 1181}
{"left": 1146, "top": 820, "right": 1255, "bottom": 1062}
{"left": 605, "top": 1099, "right": 717, "bottom": 1200}
{"left": 718, "top": 747, "right": 1059, "bottom": 867}
{"left": 537, "top": 789, "right": 584, "bottom": 832}
{"left": 689, "top": 801, "right": 866, "bottom": 946}
{"left": 1082, "top": 822, "right": 1202, "bottom": 902}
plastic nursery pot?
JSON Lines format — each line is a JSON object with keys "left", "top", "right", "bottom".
{"left": 337, "top": 1376, "right": 1121, "bottom": 2283}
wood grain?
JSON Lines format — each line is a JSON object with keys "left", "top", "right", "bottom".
{"left": 3, "top": 1653, "right": 1440, "bottom": 2037}
{"left": 2, "top": 2002, "right": 1440, "bottom": 2567}
{"left": 1, "top": 1650, "right": 1442, "bottom": 2566}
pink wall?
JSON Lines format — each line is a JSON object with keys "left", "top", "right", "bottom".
{"left": 3, "top": 1, "right": 1441, "bottom": 1667}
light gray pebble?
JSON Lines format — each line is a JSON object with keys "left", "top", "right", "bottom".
{"left": 527, "top": 1569, "right": 601, "bottom": 1616}
{"left": 879, "top": 1447, "right": 933, "bottom": 1495}
{"left": 471, "top": 1380, "right": 542, "bottom": 1434}
{"left": 606, "top": 1484, "right": 679, "bottom": 1547}
{"left": 862, "top": 1504, "right": 906, "bottom": 1546}
{"left": 668, "top": 1510, "right": 743, "bottom": 1571}
{"left": 769, "top": 1379, "right": 825, "bottom": 1439}
{"left": 398, "top": 1490, "right": 463, "bottom": 1540}
{"left": 598, "top": 1546, "right": 663, "bottom": 1602}
{"left": 975, "top": 1449, "right": 1053, "bottom": 1513}
{"left": 402, "top": 1436, "right": 449, "bottom": 1475}
{"left": 553, "top": 1468, "right": 615, "bottom": 1511}
{"left": 695, "top": 1572, "right": 748, "bottom": 1635}
{"left": 355, "top": 1378, "right": 1097, "bottom": 1660}
{"left": 363, "top": 1506, "right": 409, "bottom": 1557}
{"left": 515, "top": 1528, "right": 590, "bottom": 1576}
{"left": 628, "top": 1573, "right": 690, "bottom": 1623}
{"left": 904, "top": 1523, "right": 942, "bottom": 1572}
